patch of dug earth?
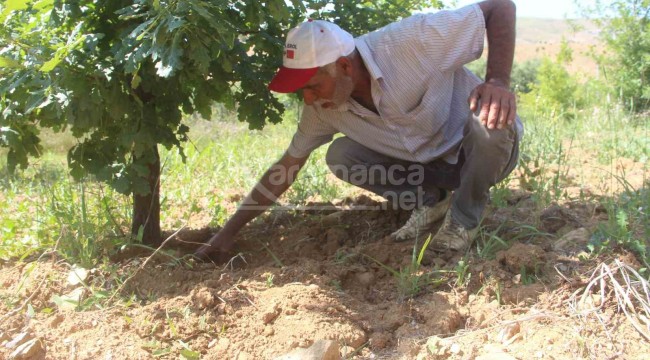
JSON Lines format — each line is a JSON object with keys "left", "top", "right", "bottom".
{"left": 2, "top": 193, "right": 650, "bottom": 359}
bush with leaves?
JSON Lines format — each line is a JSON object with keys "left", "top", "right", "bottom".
{"left": 0, "top": 0, "right": 436, "bottom": 246}
{"left": 520, "top": 40, "right": 581, "bottom": 120}
{"left": 591, "top": 0, "right": 650, "bottom": 112}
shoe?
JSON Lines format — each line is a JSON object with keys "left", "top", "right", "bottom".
{"left": 390, "top": 194, "right": 451, "bottom": 243}
{"left": 430, "top": 212, "right": 479, "bottom": 251}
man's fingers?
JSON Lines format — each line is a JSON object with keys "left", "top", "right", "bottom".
{"left": 508, "top": 98, "right": 516, "bottom": 125}
{"left": 479, "top": 95, "right": 491, "bottom": 126}
{"left": 498, "top": 98, "right": 510, "bottom": 129}
{"left": 468, "top": 87, "right": 480, "bottom": 112}
{"left": 487, "top": 101, "right": 500, "bottom": 129}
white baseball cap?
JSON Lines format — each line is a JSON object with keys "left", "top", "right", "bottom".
{"left": 268, "top": 19, "right": 355, "bottom": 93}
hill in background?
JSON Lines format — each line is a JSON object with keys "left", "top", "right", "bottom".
{"left": 514, "top": 18, "right": 601, "bottom": 76}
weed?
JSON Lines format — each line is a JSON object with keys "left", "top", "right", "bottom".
{"left": 265, "top": 273, "right": 275, "bottom": 288}
{"left": 328, "top": 279, "right": 343, "bottom": 292}
{"left": 454, "top": 257, "right": 471, "bottom": 288}
{"left": 519, "top": 265, "right": 537, "bottom": 285}
{"left": 363, "top": 235, "right": 444, "bottom": 300}
{"left": 476, "top": 229, "right": 509, "bottom": 259}
{"left": 589, "top": 177, "right": 650, "bottom": 271}
{"left": 333, "top": 248, "right": 356, "bottom": 265}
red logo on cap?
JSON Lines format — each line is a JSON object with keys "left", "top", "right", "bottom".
{"left": 286, "top": 49, "right": 294, "bottom": 59}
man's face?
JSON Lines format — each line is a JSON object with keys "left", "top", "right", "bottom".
{"left": 300, "top": 68, "right": 354, "bottom": 110}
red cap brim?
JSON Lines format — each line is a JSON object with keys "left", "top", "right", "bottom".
{"left": 268, "top": 66, "right": 319, "bottom": 93}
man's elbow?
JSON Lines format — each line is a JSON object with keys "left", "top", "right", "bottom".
{"left": 479, "top": 0, "right": 517, "bottom": 17}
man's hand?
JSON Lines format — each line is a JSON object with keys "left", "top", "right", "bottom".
{"left": 193, "top": 230, "right": 235, "bottom": 262}
{"left": 468, "top": 79, "right": 516, "bottom": 130}
{"left": 192, "top": 152, "right": 308, "bottom": 263}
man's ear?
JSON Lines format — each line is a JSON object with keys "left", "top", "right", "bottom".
{"left": 336, "top": 56, "right": 353, "bottom": 77}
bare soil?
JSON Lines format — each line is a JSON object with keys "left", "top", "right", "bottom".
{"left": 2, "top": 162, "right": 649, "bottom": 359}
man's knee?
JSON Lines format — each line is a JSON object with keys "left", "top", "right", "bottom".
{"left": 326, "top": 137, "right": 358, "bottom": 181}
{"left": 465, "top": 113, "right": 515, "bottom": 153}
{"left": 326, "top": 137, "right": 355, "bottom": 168}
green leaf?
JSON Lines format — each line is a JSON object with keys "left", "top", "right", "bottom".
{"left": 152, "top": 348, "right": 171, "bottom": 357}
{"left": 5, "top": 0, "right": 30, "bottom": 10}
{"left": 131, "top": 74, "right": 142, "bottom": 89}
{"left": 0, "top": 57, "right": 21, "bottom": 68}
{"left": 1, "top": 0, "right": 29, "bottom": 20}
{"left": 41, "top": 55, "right": 63, "bottom": 72}
{"left": 180, "top": 349, "right": 200, "bottom": 360}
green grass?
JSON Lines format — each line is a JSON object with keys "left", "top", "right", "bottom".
{"left": 0, "top": 105, "right": 356, "bottom": 266}
{"left": 1, "top": 59, "right": 648, "bottom": 274}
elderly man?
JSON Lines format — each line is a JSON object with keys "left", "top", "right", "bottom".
{"left": 195, "top": 0, "right": 523, "bottom": 260}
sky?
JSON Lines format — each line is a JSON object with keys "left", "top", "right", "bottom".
{"left": 448, "top": 0, "right": 599, "bottom": 19}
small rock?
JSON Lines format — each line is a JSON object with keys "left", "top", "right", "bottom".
{"left": 9, "top": 338, "right": 44, "bottom": 359}
{"left": 553, "top": 228, "right": 590, "bottom": 252}
{"left": 321, "top": 211, "right": 345, "bottom": 226}
{"left": 449, "top": 343, "right": 461, "bottom": 354}
{"left": 67, "top": 266, "right": 89, "bottom": 286}
{"left": 262, "top": 310, "right": 280, "bottom": 325}
{"left": 263, "top": 325, "right": 275, "bottom": 337}
{"left": 5, "top": 333, "right": 31, "bottom": 349}
{"left": 54, "top": 287, "right": 85, "bottom": 311}
{"left": 274, "top": 339, "right": 340, "bottom": 360}
{"left": 497, "top": 322, "right": 521, "bottom": 344}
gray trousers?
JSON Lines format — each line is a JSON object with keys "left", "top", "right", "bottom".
{"left": 325, "top": 111, "right": 519, "bottom": 229}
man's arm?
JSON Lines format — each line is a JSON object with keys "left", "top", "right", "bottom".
{"left": 469, "top": 0, "right": 517, "bottom": 130}
{"left": 194, "top": 152, "right": 308, "bottom": 260}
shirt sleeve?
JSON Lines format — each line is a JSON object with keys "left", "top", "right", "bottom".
{"left": 286, "top": 105, "right": 337, "bottom": 158}
{"left": 417, "top": 4, "right": 486, "bottom": 72}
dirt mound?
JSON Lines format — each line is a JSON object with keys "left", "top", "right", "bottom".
{"left": 2, "top": 194, "right": 650, "bottom": 359}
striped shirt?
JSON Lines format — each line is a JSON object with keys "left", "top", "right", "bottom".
{"left": 286, "top": 4, "right": 524, "bottom": 164}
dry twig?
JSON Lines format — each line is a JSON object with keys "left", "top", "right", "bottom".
{"left": 569, "top": 260, "right": 650, "bottom": 341}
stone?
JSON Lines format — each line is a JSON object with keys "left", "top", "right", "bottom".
{"left": 321, "top": 211, "right": 345, "bottom": 227}
{"left": 262, "top": 308, "right": 280, "bottom": 325}
{"left": 5, "top": 332, "right": 31, "bottom": 349}
{"left": 54, "top": 287, "right": 85, "bottom": 311}
{"left": 274, "top": 339, "right": 340, "bottom": 360}
{"left": 553, "top": 228, "right": 590, "bottom": 253}
{"left": 263, "top": 325, "right": 275, "bottom": 337}
{"left": 9, "top": 338, "right": 44, "bottom": 359}
{"left": 497, "top": 323, "right": 521, "bottom": 344}
{"left": 67, "top": 266, "right": 89, "bottom": 286}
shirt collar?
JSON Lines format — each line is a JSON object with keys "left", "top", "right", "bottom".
{"left": 354, "top": 37, "right": 383, "bottom": 81}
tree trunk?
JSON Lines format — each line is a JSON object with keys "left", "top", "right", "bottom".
{"left": 131, "top": 145, "right": 162, "bottom": 246}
